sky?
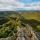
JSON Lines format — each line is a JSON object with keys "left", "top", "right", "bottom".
{"left": 0, "top": 0, "right": 40, "bottom": 11}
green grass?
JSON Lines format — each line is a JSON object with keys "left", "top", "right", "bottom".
{"left": 0, "top": 11, "right": 40, "bottom": 38}
{"left": 21, "top": 13, "right": 40, "bottom": 21}
{"left": 21, "top": 12, "right": 40, "bottom": 31}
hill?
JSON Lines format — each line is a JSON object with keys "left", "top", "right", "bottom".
{"left": 0, "top": 11, "right": 40, "bottom": 40}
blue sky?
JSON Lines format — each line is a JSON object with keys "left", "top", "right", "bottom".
{"left": 17, "top": 0, "right": 40, "bottom": 3}
{"left": 0, "top": 0, "right": 40, "bottom": 11}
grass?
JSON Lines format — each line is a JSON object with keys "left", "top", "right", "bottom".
{"left": 0, "top": 11, "right": 40, "bottom": 38}
{"left": 21, "top": 13, "right": 40, "bottom": 21}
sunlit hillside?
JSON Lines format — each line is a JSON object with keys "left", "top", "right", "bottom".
{"left": 0, "top": 11, "right": 40, "bottom": 40}
{"left": 21, "top": 12, "right": 40, "bottom": 21}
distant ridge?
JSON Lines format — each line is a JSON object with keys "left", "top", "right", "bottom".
{"left": 0, "top": 10, "right": 40, "bottom": 12}
{"left": 16, "top": 10, "right": 40, "bottom": 12}
{"left": 0, "top": 11, "right": 18, "bottom": 16}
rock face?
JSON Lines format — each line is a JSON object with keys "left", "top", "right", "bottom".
{"left": 0, "top": 36, "right": 15, "bottom": 40}
{"left": 0, "top": 25, "right": 38, "bottom": 40}
{"left": 16, "top": 25, "right": 38, "bottom": 40}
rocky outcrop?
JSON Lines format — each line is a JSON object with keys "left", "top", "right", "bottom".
{"left": 16, "top": 25, "right": 38, "bottom": 40}
{"left": 0, "top": 36, "right": 15, "bottom": 40}
{"left": 0, "top": 25, "right": 38, "bottom": 40}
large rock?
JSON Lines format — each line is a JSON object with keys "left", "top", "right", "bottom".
{"left": 0, "top": 36, "right": 15, "bottom": 40}
{"left": 16, "top": 25, "right": 38, "bottom": 40}
{"left": 0, "top": 25, "right": 38, "bottom": 40}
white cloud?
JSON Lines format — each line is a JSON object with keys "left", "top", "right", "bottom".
{"left": 0, "top": 0, "right": 40, "bottom": 11}
{"left": 31, "top": 2, "right": 40, "bottom": 10}
{"left": 0, "top": 0, "right": 25, "bottom": 11}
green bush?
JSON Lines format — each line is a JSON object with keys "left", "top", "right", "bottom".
{"left": 0, "top": 15, "right": 40, "bottom": 38}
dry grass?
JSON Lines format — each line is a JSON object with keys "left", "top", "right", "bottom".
{"left": 21, "top": 12, "right": 40, "bottom": 21}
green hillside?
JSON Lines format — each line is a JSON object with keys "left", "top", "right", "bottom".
{"left": 21, "top": 12, "right": 40, "bottom": 21}
{"left": 0, "top": 11, "right": 40, "bottom": 40}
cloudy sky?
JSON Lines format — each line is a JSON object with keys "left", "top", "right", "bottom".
{"left": 0, "top": 0, "right": 40, "bottom": 11}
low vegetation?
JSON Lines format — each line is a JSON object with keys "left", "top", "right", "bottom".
{"left": 0, "top": 11, "right": 40, "bottom": 39}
